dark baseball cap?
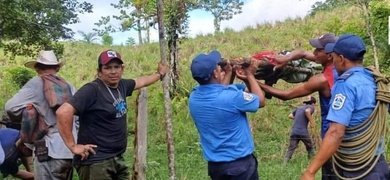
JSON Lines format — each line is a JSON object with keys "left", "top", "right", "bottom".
{"left": 309, "top": 33, "right": 338, "bottom": 49}
{"left": 303, "top": 96, "right": 316, "bottom": 104}
{"left": 190, "top": 50, "right": 221, "bottom": 81}
{"left": 325, "top": 34, "right": 366, "bottom": 61}
{"left": 98, "top": 50, "right": 123, "bottom": 65}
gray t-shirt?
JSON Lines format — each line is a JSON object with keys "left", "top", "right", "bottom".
{"left": 5, "top": 75, "right": 77, "bottom": 159}
{"left": 291, "top": 105, "right": 315, "bottom": 135}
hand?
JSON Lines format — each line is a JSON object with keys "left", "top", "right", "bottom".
{"left": 301, "top": 170, "right": 315, "bottom": 180}
{"left": 234, "top": 60, "right": 259, "bottom": 81}
{"left": 265, "top": 54, "right": 288, "bottom": 70}
{"left": 245, "top": 58, "right": 260, "bottom": 75}
{"left": 157, "top": 62, "right": 168, "bottom": 76}
{"left": 221, "top": 60, "right": 233, "bottom": 73}
{"left": 310, "top": 123, "right": 314, "bottom": 128}
{"left": 71, "top": 144, "right": 97, "bottom": 161}
{"left": 235, "top": 66, "right": 248, "bottom": 81}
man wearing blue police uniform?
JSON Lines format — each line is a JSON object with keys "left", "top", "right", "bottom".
{"left": 301, "top": 34, "right": 390, "bottom": 180}
{"left": 188, "top": 50, "right": 265, "bottom": 180}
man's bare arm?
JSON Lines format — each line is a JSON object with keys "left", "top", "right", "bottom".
{"left": 14, "top": 170, "right": 34, "bottom": 180}
{"left": 221, "top": 62, "right": 234, "bottom": 85}
{"left": 276, "top": 50, "right": 316, "bottom": 64}
{"left": 302, "top": 123, "right": 345, "bottom": 179}
{"left": 134, "top": 62, "right": 168, "bottom": 90}
{"left": 56, "top": 103, "right": 77, "bottom": 149}
{"left": 305, "top": 108, "right": 315, "bottom": 128}
{"left": 258, "top": 74, "right": 327, "bottom": 100}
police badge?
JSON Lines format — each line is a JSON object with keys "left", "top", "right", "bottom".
{"left": 332, "top": 93, "right": 346, "bottom": 110}
{"left": 243, "top": 92, "right": 254, "bottom": 101}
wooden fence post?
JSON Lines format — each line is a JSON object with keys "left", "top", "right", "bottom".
{"left": 132, "top": 88, "right": 148, "bottom": 180}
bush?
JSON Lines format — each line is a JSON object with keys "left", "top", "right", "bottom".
{"left": 6, "top": 67, "right": 35, "bottom": 88}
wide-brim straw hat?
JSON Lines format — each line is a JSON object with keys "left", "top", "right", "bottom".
{"left": 24, "top": 50, "right": 64, "bottom": 69}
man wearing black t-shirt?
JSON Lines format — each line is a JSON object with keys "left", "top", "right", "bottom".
{"left": 56, "top": 50, "right": 168, "bottom": 179}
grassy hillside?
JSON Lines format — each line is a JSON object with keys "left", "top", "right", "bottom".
{"left": 0, "top": 6, "right": 389, "bottom": 180}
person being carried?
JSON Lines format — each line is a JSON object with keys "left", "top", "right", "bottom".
{"left": 224, "top": 50, "right": 321, "bottom": 97}
{"left": 56, "top": 50, "right": 168, "bottom": 180}
{"left": 284, "top": 96, "right": 316, "bottom": 163}
{"left": 0, "top": 128, "right": 34, "bottom": 180}
{"left": 188, "top": 50, "right": 265, "bottom": 180}
{"left": 301, "top": 34, "right": 390, "bottom": 180}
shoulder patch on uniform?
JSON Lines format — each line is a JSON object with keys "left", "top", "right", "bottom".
{"left": 332, "top": 93, "right": 346, "bottom": 110}
{"left": 243, "top": 92, "right": 254, "bottom": 101}
{"left": 338, "top": 71, "right": 354, "bottom": 80}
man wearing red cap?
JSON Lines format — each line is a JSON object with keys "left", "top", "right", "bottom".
{"left": 57, "top": 50, "right": 168, "bottom": 179}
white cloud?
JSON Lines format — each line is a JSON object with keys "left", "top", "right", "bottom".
{"left": 69, "top": 0, "right": 322, "bottom": 45}
{"left": 220, "top": 0, "right": 316, "bottom": 31}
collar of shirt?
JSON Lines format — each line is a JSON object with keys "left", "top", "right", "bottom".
{"left": 194, "top": 83, "right": 226, "bottom": 93}
{"left": 337, "top": 66, "right": 365, "bottom": 80}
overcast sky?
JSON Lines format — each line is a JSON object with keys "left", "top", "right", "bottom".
{"left": 68, "top": 0, "right": 324, "bottom": 45}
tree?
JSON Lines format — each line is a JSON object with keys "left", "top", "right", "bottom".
{"left": 126, "top": 37, "right": 136, "bottom": 46}
{"left": 309, "top": 0, "right": 347, "bottom": 15}
{"left": 156, "top": 1, "right": 175, "bottom": 179}
{"left": 348, "top": 0, "right": 379, "bottom": 69}
{"left": 164, "top": 1, "right": 193, "bottom": 94}
{"left": 0, "top": 0, "right": 93, "bottom": 57}
{"left": 198, "top": 0, "right": 244, "bottom": 32}
{"left": 101, "top": 33, "right": 113, "bottom": 46}
{"left": 310, "top": 0, "right": 389, "bottom": 70}
{"left": 78, "top": 31, "right": 99, "bottom": 44}
{"left": 369, "top": 0, "right": 390, "bottom": 70}
{"left": 94, "top": 0, "right": 156, "bottom": 44}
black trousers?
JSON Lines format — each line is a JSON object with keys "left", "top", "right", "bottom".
{"left": 285, "top": 134, "right": 314, "bottom": 161}
{"left": 208, "top": 154, "right": 259, "bottom": 180}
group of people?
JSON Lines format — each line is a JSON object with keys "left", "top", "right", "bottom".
{"left": 0, "top": 32, "right": 388, "bottom": 180}
{"left": 1, "top": 49, "right": 167, "bottom": 179}
{"left": 188, "top": 33, "right": 389, "bottom": 180}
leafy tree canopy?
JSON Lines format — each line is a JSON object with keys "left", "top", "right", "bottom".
{"left": 0, "top": 0, "right": 93, "bottom": 57}
{"left": 197, "top": 0, "right": 244, "bottom": 32}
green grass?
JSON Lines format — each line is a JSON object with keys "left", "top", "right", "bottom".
{"left": 1, "top": 6, "right": 389, "bottom": 180}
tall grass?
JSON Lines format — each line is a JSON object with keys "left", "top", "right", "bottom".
{"left": 0, "top": 6, "right": 389, "bottom": 180}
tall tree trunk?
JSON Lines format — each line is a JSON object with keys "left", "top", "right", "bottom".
{"left": 167, "top": 3, "right": 182, "bottom": 94}
{"left": 213, "top": 16, "right": 220, "bottom": 32}
{"left": 136, "top": 8, "right": 143, "bottom": 45}
{"left": 146, "top": 20, "right": 150, "bottom": 43}
{"left": 137, "top": 19, "right": 143, "bottom": 45}
{"left": 361, "top": 1, "right": 380, "bottom": 69}
{"left": 157, "top": 0, "right": 175, "bottom": 180}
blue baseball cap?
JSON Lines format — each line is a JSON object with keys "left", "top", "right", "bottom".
{"left": 325, "top": 34, "right": 366, "bottom": 61}
{"left": 191, "top": 50, "right": 222, "bottom": 80}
